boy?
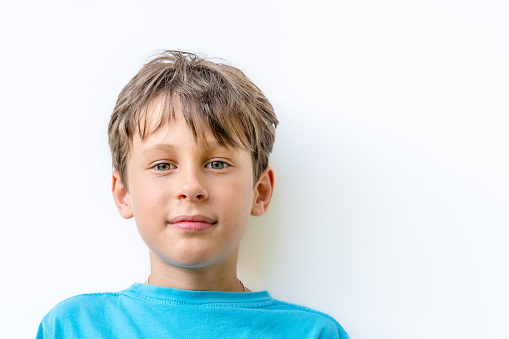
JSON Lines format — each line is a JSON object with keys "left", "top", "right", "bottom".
{"left": 37, "top": 50, "right": 349, "bottom": 338}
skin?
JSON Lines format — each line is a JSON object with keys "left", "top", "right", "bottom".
{"left": 112, "top": 100, "right": 275, "bottom": 292}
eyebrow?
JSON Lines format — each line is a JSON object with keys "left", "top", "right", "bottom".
{"left": 141, "top": 144, "right": 177, "bottom": 156}
{"left": 140, "top": 141, "right": 232, "bottom": 157}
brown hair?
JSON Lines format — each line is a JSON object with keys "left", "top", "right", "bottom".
{"left": 108, "top": 50, "right": 278, "bottom": 190}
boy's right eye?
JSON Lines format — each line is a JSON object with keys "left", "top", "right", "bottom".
{"left": 154, "top": 163, "right": 174, "bottom": 171}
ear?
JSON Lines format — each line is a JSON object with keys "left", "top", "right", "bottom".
{"left": 251, "top": 166, "right": 275, "bottom": 216}
{"left": 112, "top": 170, "right": 133, "bottom": 219}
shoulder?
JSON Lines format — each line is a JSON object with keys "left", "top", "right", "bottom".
{"left": 37, "top": 291, "right": 122, "bottom": 338}
{"left": 265, "top": 299, "right": 349, "bottom": 338}
{"left": 47, "top": 291, "right": 121, "bottom": 317}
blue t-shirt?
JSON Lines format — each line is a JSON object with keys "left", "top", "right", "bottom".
{"left": 37, "top": 283, "right": 348, "bottom": 338}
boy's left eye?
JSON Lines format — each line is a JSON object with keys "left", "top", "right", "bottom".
{"left": 154, "top": 163, "right": 174, "bottom": 171}
{"left": 206, "top": 161, "right": 229, "bottom": 170}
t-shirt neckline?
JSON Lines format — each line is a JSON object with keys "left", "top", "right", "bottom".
{"left": 123, "top": 283, "right": 274, "bottom": 306}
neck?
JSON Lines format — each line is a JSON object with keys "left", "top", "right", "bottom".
{"left": 147, "top": 248, "right": 247, "bottom": 292}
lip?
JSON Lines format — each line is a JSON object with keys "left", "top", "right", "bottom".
{"left": 169, "top": 215, "right": 216, "bottom": 232}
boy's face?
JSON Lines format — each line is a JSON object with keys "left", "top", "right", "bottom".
{"left": 112, "top": 100, "right": 273, "bottom": 269}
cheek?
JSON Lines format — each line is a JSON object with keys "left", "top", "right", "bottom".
{"left": 130, "top": 181, "right": 170, "bottom": 220}
{"left": 227, "top": 179, "right": 255, "bottom": 208}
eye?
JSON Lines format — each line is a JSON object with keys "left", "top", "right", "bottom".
{"left": 154, "top": 163, "right": 174, "bottom": 171}
{"left": 206, "top": 161, "right": 229, "bottom": 170}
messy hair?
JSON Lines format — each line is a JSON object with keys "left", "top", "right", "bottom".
{"left": 108, "top": 50, "right": 278, "bottom": 190}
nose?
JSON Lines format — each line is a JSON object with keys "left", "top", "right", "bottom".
{"left": 176, "top": 166, "right": 208, "bottom": 201}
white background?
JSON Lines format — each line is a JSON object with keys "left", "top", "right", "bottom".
{"left": 1, "top": 1, "right": 508, "bottom": 338}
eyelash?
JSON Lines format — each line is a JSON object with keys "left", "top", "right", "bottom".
{"left": 152, "top": 161, "right": 230, "bottom": 171}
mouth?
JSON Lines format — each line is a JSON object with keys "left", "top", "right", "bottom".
{"left": 169, "top": 215, "right": 217, "bottom": 232}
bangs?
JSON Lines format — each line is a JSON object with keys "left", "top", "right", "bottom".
{"left": 133, "top": 90, "right": 252, "bottom": 152}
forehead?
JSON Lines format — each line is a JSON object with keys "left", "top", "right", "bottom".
{"left": 133, "top": 94, "right": 248, "bottom": 151}
{"left": 134, "top": 120, "right": 228, "bottom": 152}
{"left": 130, "top": 105, "right": 247, "bottom": 162}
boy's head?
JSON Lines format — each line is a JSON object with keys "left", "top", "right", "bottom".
{"left": 107, "top": 51, "right": 278, "bottom": 270}
{"left": 108, "top": 50, "right": 278, "bottom": 191}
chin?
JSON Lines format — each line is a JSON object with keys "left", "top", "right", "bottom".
{"left": 164, "top": 248, "right": 235, "bottom": 269}
{"left": 153, "top": 248, "right": 211, "bottom": 267}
